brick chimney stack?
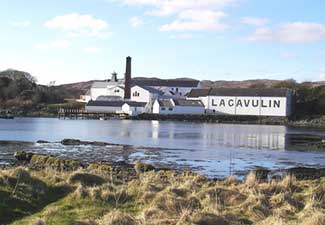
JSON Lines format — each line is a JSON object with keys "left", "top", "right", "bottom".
{"left": 124, "top": 56, "right": 132, "bottom": 99}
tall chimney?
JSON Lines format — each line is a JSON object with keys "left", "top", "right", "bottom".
{"left": 124, "top": 56, "right": 132, "bottom": 99}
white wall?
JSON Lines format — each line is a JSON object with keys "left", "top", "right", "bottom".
{"left": 85, "top": 105, "right": 121, "bottom": 113}
{"left": 90, "top": 86, "right": 124, "bottom": 100}
{"left": 153, "top": 100, "right": 161, "bottom": 114}
{"left": 207, "top": 96, "right": 290, "bottom": 117}
{"left": 153, "top": 99, "right": 205, "bottom": 115}
{"left": 172, "top": 106, "right": 205, "bottom": 115}
{"left": 122, "top": 104, "right": 145, "bottom": 116}
{"left": 131, "top": 86, "right": 151, "bottom": 103}
{"left": 107, "top": 87, "right": 124, "bottom": 98}
{"left": 90, "top": 88, "right": 107, "bottom": 101}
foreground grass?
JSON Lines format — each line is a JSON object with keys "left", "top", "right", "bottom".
{"left": 0, "top": 165, "right": 324, "bottom": 225}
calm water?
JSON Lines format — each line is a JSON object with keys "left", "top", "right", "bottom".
{"left": 0, "top": 118, "right": 325, "bottom": 178}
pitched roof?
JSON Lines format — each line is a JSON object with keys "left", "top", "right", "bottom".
{"left": 209, "top": 88, "right": 291, "bottom": 97}
{"left": 124, "top": 102, "right": 147, "bottom": 107}
{"left": 186, "top": 89, "right": 210, "bottom": 97}
{"left": 157, "top": 99, "right": 174, "bottom": 108}
{"left": 86, "top": 101, "right": 125, "bottom": 107}
{"left": 91, "top": 80, "right": 125, "bottom": 88}
{"left": 133, "top": 79, "right": 199, "bottom": 87}
{"left": 133, "top": 85, "right": 164, "bottom": 95}
{"left": 173, "top": 99, "right": 204, "bottom": 107}
{"left": 187, "top": 88, "right": 291, "bottom": 97}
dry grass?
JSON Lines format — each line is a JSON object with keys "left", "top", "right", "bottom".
{"left": 28, "top": 218, "right": 46, "bottom": 225}
{"left": 2, "top": 165, "right": 325, "bottom": 225}
{"left": 97, "top": 210, "right": 137, "bottom": 225}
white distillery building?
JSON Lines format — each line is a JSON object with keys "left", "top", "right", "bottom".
{"left": 121, "top": 102, "right": 147, "bottom": 116}
{"left": 87, "top": 75, "right": 200, "bottom": 102}
{"left": 187, "top": 88, "right": 294, "bottom": 117}
{"left": 86, "top": 100, "right": 147, "bottom": 116}
{"left": 153, "top": 99, "right": 205, "bottom": 115}
{"left": 85, "top": 101, "right": 125, "bottom": 113}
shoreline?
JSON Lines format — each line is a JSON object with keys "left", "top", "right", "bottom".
{"left": 5, "top": 113, "right": 325, "bottom": 129}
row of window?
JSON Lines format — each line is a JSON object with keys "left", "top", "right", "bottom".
{"left": 161, "top": 107, "right": 173, "bottom": 111}
{"left": 133, "top": 91, "right": 140, "bottom": 97}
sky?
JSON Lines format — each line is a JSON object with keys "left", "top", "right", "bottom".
{"left": 0, "top": 0, "right": 325, "bottom": 85}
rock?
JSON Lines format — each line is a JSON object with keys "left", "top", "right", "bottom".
{"left": 37, "top": 140, "right": 50, "bottom": 144}
{"left": 287, "top": 167, "right": 325, "bottom": 180}
{"left": 251, "top": 168, "right": 269, "bottom": 181}
{"left": 134, "top": 162, "right": 155, "bottom": 174}
{"left": 30, "top": 154, "right": 83, "bottom": 171}
{"left": 61, "top": 139, "right": 82, "bottom": 145}
{"left": 14, "top": 151, "right": 34, "bottom": 162}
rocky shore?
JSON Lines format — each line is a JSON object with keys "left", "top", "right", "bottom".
{"left": 0, "top": 153, "right": 324, "bottom": 225}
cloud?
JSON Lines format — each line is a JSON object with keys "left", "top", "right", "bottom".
{"left": 83, "top": 47, "right": 101, "bottom": 54}
{"left": 44, "top": 13, "right": 110, "bottom": 39}
{"left": 10, "top": 20, "right": 31, "bottom": 28}
{"left": 115, "top": 0, "right": 236, "bottom": 33}
{"left": 247, "top": 22, "right": 325, "bottom": 43}
{"left": 34, "top": 40, "right": 71, "bottom": 50}
{"left": 120, "top": 0, "right": 236, "bottom": 16}
{"left": 160, "top": 10, "right": 227, "bottom": 32}
{"left": 169, "top": 33, "right": 204, "bottom": 39}
{"left": 129, "top": 17, "right": 144, "bottom": 28}
{"left": 280, "top": 52, "right": 298, "bottom": 60}
{"left": 241, "top": 17, "right": 268, "bottom": 27}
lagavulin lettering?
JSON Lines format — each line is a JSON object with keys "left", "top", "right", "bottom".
{"left": 211, "top": 98, "right": 281, "bottom": 108}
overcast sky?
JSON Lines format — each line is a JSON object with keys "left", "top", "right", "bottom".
{"left": 0, "top": 0, "right": 325, "bottom": 84}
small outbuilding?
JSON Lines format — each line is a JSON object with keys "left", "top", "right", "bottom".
{"left": 153, "top": 99, "right": 205, "bottom": 115}
{"left": 122, "top": 102, "right": 147, "bottom": 116}
{"left": 85, "top": 101, "right": 124, "bottom": 113}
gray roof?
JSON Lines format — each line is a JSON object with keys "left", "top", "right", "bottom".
{"left": 124, "top": 102, "right": 147, "bottom": 107}
{"left": 186, "top": 89, "right": 210, "bottom": 98}
{"left": 134, "top": 85, "right": 164, "bottom": 95}
{"left": 91, "top": 79, "right": 199, "bottom": 89}
{"left": 187, "top": 88, "right": 291, "bottom": 97}
{"left": 91, "top": 82, "right": 110, "bottom": 88}
{"left": 158, "top": 99, "right": 174, "bottom": 108}
{"left": 173, "top": 99, "right": 204, "bottom": 107}
{"left": 209, "top": 88, "right": 291, "bottom": 97}
{"left": 133, "top": 79, "right": 199, "bottom": 87}
{"left": 91, "top": 80, "right": 125, "bottom": 88}
{"left": 96, "top": 96, "right": 123, "bottom": 101}
{"left": 87, "top": 101, "right": 125, "bottom": 107}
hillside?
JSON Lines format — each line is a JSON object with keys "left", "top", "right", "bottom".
{"left": 1, "top": 69, "right": 324, "bottom": 116}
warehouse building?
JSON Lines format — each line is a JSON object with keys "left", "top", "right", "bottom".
{"left": 153, "top": 99, "right": 205, "bottom": 115}
{"left": 187, "top": 88, "right": 294, "bottom": 117}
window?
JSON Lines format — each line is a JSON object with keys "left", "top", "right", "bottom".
{"left": 133, "top": 91, "right": 140, "bottom": 97}
{"left": 176, "top": 88, "right": 179, "bottom": 92}
{"left": 169, "top": 108, "right": 173, "bottom": 111}
{"left": 114, "top": 89, "right": 120, "bottom": 93}
{"left": 161, "top": 107, "right": 166, "bottom": 111}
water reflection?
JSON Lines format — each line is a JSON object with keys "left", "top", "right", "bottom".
{"left": 0, "top": 118, "right": 323, "bottom": 151}
{"left": 0, "top": 118, "right": 324, "bottom": 178}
